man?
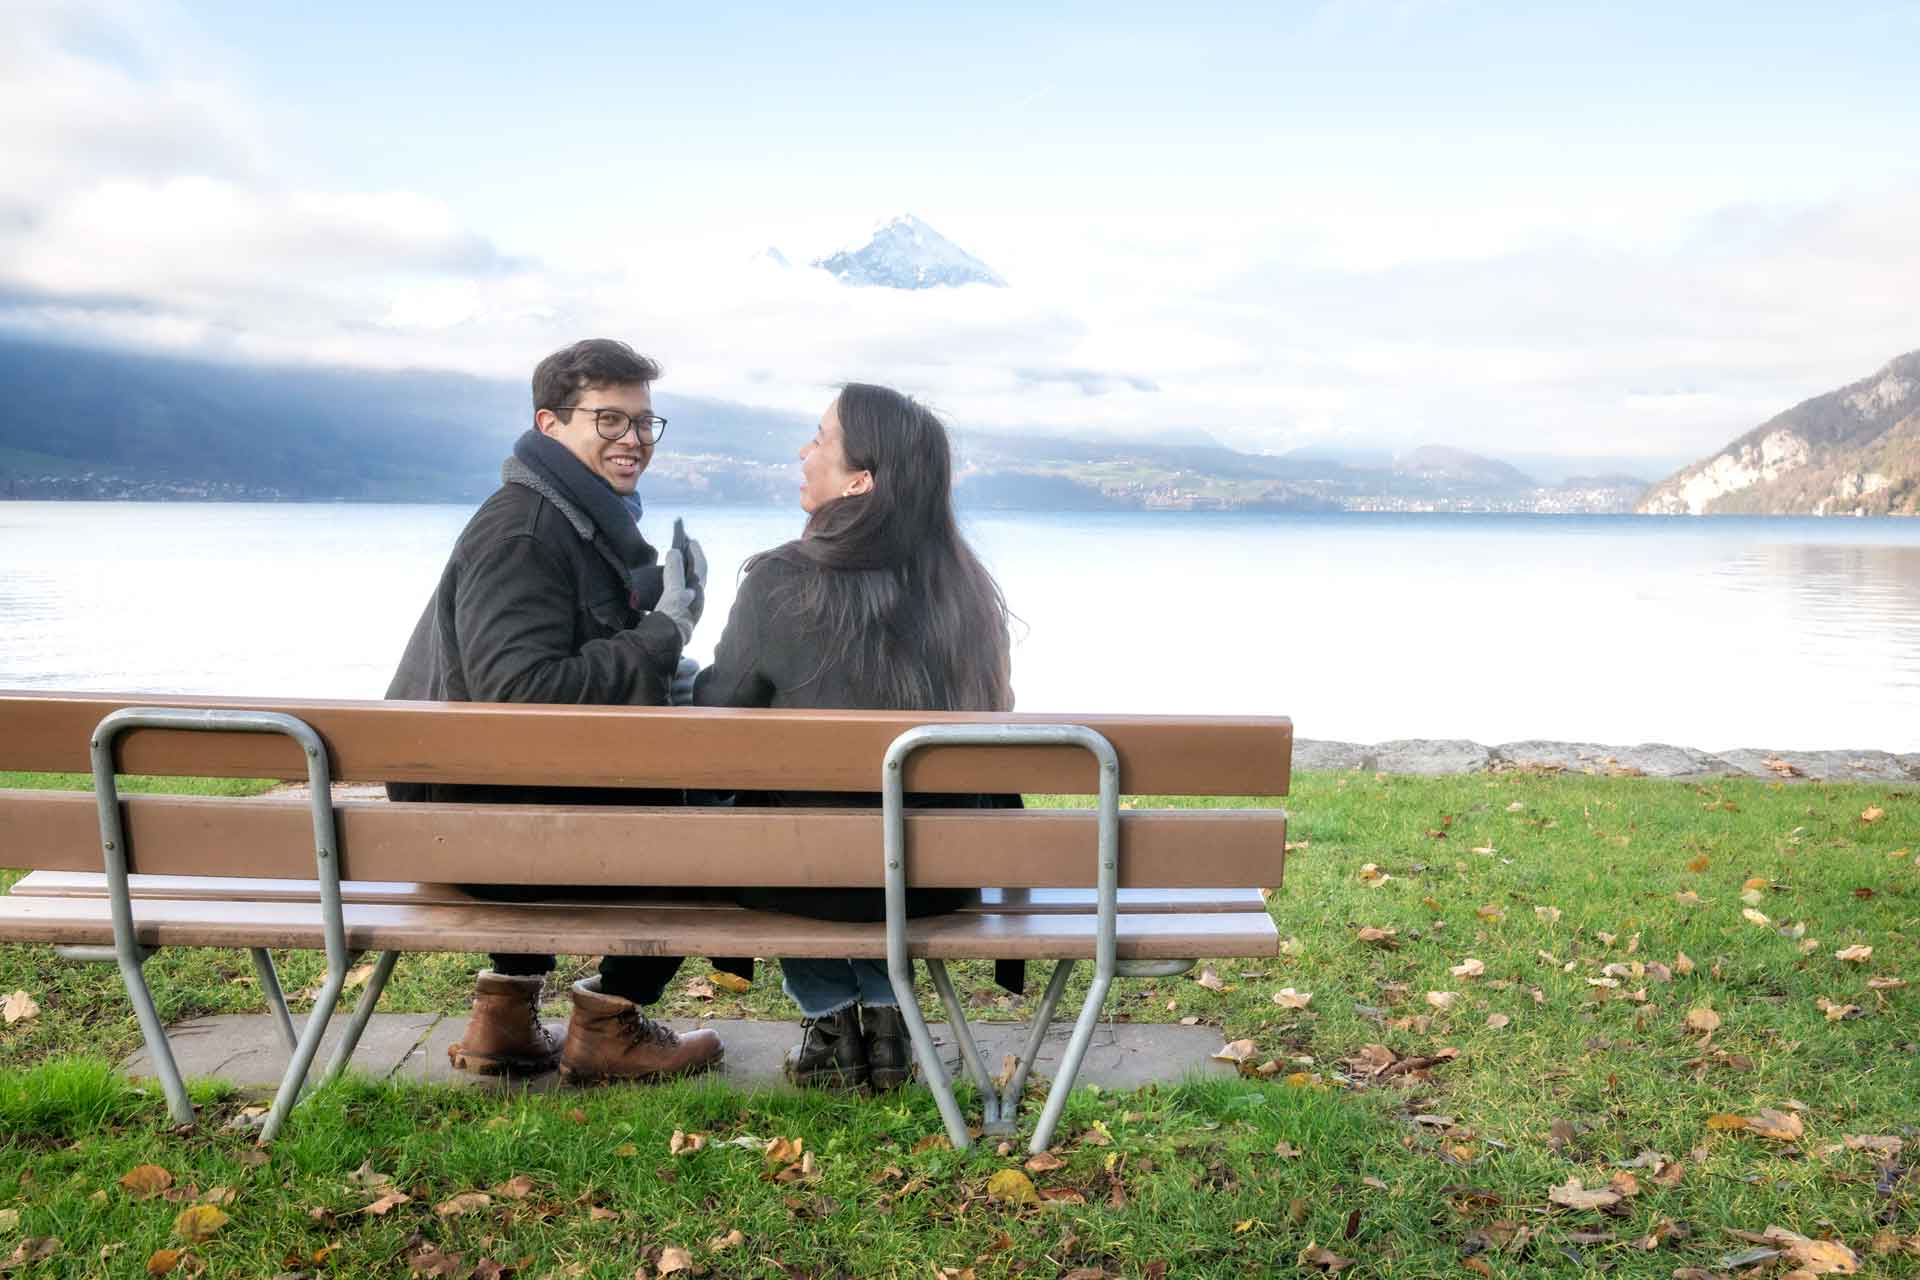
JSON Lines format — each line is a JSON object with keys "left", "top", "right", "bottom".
{"left": 386, "top": 338, "right": 721, "bottom": 1082}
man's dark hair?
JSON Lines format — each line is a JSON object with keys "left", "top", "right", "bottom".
{"left": 531, "top": 339, "right": 660, "bottom": 413}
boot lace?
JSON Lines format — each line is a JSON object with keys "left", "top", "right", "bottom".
{"left": 617, "top": 1006, "right": 677, "bottom": 1047}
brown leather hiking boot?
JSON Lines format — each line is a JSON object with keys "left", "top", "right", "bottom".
{"left": 447, "top": 971, "right": 562, "bottom": 1076}
{"left": 784, "top": 1007, "right": 868, "bottom": 1089}
{"left": 861, "top": 1004, "right": 911, "bottom": 1090}
{"left": 557, "top": 977, "right": 723, "bottom": 1084}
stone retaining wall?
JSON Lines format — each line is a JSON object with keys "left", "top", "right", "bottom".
{"left": 1295, "top": 738, "right": 1920, "bottom": 782}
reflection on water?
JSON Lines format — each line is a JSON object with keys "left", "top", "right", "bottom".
{"left": 2, "top": 503, "right": 1918, "bottom": 751}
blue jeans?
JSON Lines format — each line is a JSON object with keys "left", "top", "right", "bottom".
{"left": 780, "top": 958, "right": 899, "bottom": 1018}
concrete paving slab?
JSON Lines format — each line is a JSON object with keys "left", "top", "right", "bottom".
{"left": 124, "top": 1012, "right": 442, "bottom": 1089}
{"left": 130, "top": 1013, "right": 1237, "bottom": 1094}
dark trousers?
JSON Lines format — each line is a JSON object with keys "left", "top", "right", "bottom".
{"left": 462, "top": 883, "right": 685, "bottom": 1005}
{"left": 491, "top": 950, "right": 684, "bottom": 1005}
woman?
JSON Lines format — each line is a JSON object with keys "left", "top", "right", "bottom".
{"left": 693, "top": 383, "right": 1013, "bottom": 1089}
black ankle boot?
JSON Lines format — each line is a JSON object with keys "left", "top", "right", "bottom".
{"left": 861, "top": 1004, "right": 911, "bottom": 1090}
{"left": 784, "top": 1007, "right": 868, "bottom": 1088}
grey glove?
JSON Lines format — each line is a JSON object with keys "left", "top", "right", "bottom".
{"left": 669, "top": 655, "right": 700, "bottom": 706}
{"left": 655, "top": 547, "right": 697, "bottom": 645}
{"left": 683, "top": 536, "right": 707, "bottom": 628}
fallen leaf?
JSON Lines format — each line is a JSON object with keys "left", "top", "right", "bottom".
{"left": 0, "top": 991, "right": 37, "bottom": 1025}
{"left": 1674, "top": 890, "right": 1704, "bottom": 906}
{"left": 1485, "top": 1013, "right": 1510, "bottom": 1030}
{"left": 1211, "top": 1039, "right": 1257, "bottom": 1063}
{"left": 1476, "top": 904, "right": 1506, "bottom": 922}
{"left": 1274, "top": 1140, "right": 1303, "bottom": 1158}
{"left": 407, "top": 1244, "right": 465, "bottom": 1278}
{"left": 1080, "top": 1120, "right": 1113, "bottom": 1148}
{"left": 1195, "top": 967, "right": 1225, "bottom": 991}
{"left": 656, "top": 1246, "right": 693, "bottom": 1276}
{"left": 668, "top": 1130, "right": 706, "bottom": 1157}
{"left": 764, "top": 1136, "right": 804, "bottom": 1167}
{"left": 1817, "top": 997, "right": 1864, "bottom": 1021}
{"left": 709, "top": 970, "right": 751, "bottom": 993}
{"left": 1298, "top": 1242, "right": 1354, "bottom": 1272}
{"left": 1747, "top": 1109, "right": 1805, "bottom": 1142}
{"left": 171, "top": 1205, "right": 227, "bottom": 1243}
{"left": 1834, "top": 945, "right": 1873, "bottom": 963}
{"left": 1450, "top": 959, "right": 1486, "bottom": 978}
{"left": 346, "top": 1160, "right": 392, "bottom": 1189}
{"left": 434, "top": 1193, "right": 492, "bottom": 1216}
{"left": 986, "top": 1169, "right": 1037, "bottom": 1205}
{"left": 1686, "top": 854, "right": 1711, "bottom": 872}
{"left": 1425, "top": 991, "right": 1461, "bottom": 1010}
{"left": 492, "top": 1175, "right": 536, "bottom": 1200}
{"left": 1271, "top": 988, "right": 1313, "bottom": 1009}
{"left": 1535, "top": 906, "right": 1562, "bottom": 924}
{"left": 145, "top": 1248, "right": 186, "bottom": 1276}
{"left": 610, "top": 1143, "right": 638, "bottom": 1158}
{"left": 0, "top": 1210, "right": 14, "bottom": 1234}
{"left": 2, "top": 1239, "right": 60, "bottom": 1268}
{"left": 359, "top": 1191, "right": 411, "bottom": 1216}
{"left": 1357, "top": 863, "right": 1391, "bottom": 886}
{"left": 1024, "top": 1152, "right": 1066, "bottom": 1173}
{"left": 1743, "top": 907, "right": 1773, "bottom": 927}
{"left": 1841, "top": 1134, "right": 1904, "bottom": 1157}
{"left": 1547, "top": 1177, "right": 1621, "bottom": 1210}
{"left": 1355, "top": 927, "right": 1400, "bottom": 949}
{"left": 707, "top": 1229, "right": 745, "bottom": 1253}
{"left": 120, "top": 1165, "right": 175, "bottom": 1199}
{"left": 1685, "top": 1007, "right": 1721, "bottom": 1034}
{"left": 1861, "top": 805, "right": 1885, "bottom": 823}
{"left": 1866, "top": 976, "right": 1907, "bottom": 990}
{"left": 1674, "top": 951, "right": 1695, "bottom": 975}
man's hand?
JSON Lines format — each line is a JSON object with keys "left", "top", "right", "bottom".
{"left": 669, "top": 655, "right": 700, "bottom": 705}
{"left": 655, "top": 547, "right": 697, "bottom": 645}
{"left": 684, "top": 536, "right": 707, "bottom": 627}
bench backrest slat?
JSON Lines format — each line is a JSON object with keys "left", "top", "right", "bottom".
{"left": 0, "top": 791, "right": 1286, "bottom": 889}
{"left": 1, "top": 693, "right": 1291, "bottom": 796}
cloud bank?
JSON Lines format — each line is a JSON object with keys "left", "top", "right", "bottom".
{"left": 3, "top": 1, "right": 1917, "bottom": 467}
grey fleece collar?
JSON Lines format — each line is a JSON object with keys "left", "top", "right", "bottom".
{"left": 502, "top": 456, "right": 593, "bottom": 541}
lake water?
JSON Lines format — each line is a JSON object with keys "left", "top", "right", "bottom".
{"left": 2, "top": 501, "right": 1918, "bottom": 752}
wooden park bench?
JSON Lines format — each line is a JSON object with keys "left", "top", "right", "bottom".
{"left": 0, "top": 692, "right": 1289, "bottom": 1152}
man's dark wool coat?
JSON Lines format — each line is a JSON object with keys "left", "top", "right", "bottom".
{"left": 385, "top": 465, "right": 682, "bottom": 806}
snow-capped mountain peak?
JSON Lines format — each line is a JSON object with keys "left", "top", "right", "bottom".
{"left": 812, "top": 214, "right": 1007, "bottom": 290}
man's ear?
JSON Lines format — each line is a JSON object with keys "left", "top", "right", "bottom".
{"left": 534, "top": 408, "right": 560, "bottom": 437}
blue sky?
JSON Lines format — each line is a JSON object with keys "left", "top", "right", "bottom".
{"left": 5, "top": 0, "right": 1918, "bottom": 464}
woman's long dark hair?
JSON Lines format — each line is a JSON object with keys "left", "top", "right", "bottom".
{"left": 750, "top": 383, "right": 1012, "bottom": 712}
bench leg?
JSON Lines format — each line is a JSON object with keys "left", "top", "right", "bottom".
{"left": 924, "top": 960, "right": 1005, "bottom": 1129}
{"left": 1000, "top": 959, "right": 1076, "bottom": 1123}
{"left": 1029, "top": 954, "right": 1116, "bottom": 1154}
{"left": 886, "top": 960, "right": 974, "bottom": 1149}
{"left": 250, "top": 949, "right": 298, "bottom": 1053}
{"left": 319, "top": 950, "right": 399, "bottom": 1086}
{"left": 117, "top": 949, "right": 195, "bottom": 1127}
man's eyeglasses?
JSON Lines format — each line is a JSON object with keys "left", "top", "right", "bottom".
{"left": 553, "top": 405, "right": 669, "bottom": 444}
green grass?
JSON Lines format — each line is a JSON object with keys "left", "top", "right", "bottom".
{"left": 3, "top": 768, "right": 1917, "bottom": 1275}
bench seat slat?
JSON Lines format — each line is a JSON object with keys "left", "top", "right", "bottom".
{"left": 0, "top": 693, "right": 1292, "bottom": 796}
{"left": 6, "top": 872, "right": 1268, "bottom": 915}
{"left": 0, "top": 895, "right": 1281, "bottom": 960}
{"left": 0, "top": 792, "right": 1286, "bottom": 889}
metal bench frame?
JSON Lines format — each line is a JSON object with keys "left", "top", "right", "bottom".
{"left": 84, "top": 709, "right": 1196, "bottom": 1150}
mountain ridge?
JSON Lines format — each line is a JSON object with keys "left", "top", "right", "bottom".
{"left": 1638, "top": 349, "right": 1920, "bottom": 515}
{"left": 0, "top": 334, "right": 1643, "bottom": 513}
{"left": 812, "top": 214, "right": 1007, "bottom": 290}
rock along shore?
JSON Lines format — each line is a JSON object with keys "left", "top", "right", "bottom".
{"left": 1295, "top": 738, "right": 1920, "bottom": 783}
